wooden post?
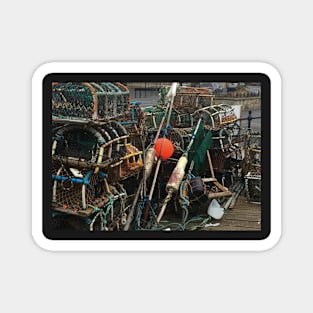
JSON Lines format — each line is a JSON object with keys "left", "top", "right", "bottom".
{"left": 207, "top": 150, "right": 215, "bottom": 178}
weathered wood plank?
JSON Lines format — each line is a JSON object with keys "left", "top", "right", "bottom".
{"left": 203, "top": 194, "right": 262, "bottom": 231}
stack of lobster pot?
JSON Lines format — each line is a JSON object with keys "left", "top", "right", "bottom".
{"left": 51, "top": 82, "right": 144, "bottom": 226}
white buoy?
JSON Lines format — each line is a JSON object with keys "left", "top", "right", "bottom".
{"left": 166, "top": 155, "right": 188, "bottom": 193}
{"left": 144, "top": 147, "right": 156, "bottom": 179}
{"left": 207, "top": 199, "right": 224, "bottom": 219}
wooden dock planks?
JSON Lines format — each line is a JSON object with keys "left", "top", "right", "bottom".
{"left": 205, "top": 194, "right": 261, "bottom": 231}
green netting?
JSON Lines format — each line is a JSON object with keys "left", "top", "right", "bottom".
{"left": 53, "top": 83, "right": 94, "bottom": 107}
{"left": 187, "top": 123, "right": 212, "bottom": 176}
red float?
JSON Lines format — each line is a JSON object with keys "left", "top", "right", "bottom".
{"left": 155, "top": 138, "right": 174, "bottom": 161}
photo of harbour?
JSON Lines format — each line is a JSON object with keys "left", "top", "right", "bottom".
{"left": 51, "top": 81, "right": 262, "bottom": 232}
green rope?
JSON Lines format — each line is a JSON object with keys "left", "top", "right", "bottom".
{"left": 88, "top": 194, "right": 114, "bottom": 231}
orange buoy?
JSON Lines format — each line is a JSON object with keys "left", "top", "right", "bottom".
{"left": 155, "top": 138, "right": 174, "bottom": 161}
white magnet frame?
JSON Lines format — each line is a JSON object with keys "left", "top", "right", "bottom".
{"left": 32, "top": 61, "right": 281, "bottom": 251}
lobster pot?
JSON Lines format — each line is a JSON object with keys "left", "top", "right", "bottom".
{"left": 52, "top": 165, "right": 107, "bottom": 214}
{"left": 172, "top": 86, "right": 214, "bottom": 112}
{"left": 167, "top": 128, "right": 192, "bottom": 152}
{"left": 52, "top": 122, "right": 133, "bottom": 165}
{"left": 191, "top": 104, "right": 237, "bottom": 130}
{"left": 52, "top": 83, "right": 94, "bottom": 120}
{"left": 244, "top": 172, "right": 261, "bottom": 203}
{"left": 96, "top": 82, "right": 129, "bottom": 119}
{"left": 244, "top": 131, "right": 261, "bottom": 174}
{"left": 211, "top": 128, "right": 232, "bottom": 151}
{"left": 53, "top": 124, "right": 103, "bottom": 161}
{"left": 51, "top": 120, "right": 143, "bottom": 217}
{"left": 244, "top": 131, "right": 261, "bottom": 149}
{"left": 142, "top": 107, "right": 163, "bottom": 130}
{"left": 247, "top": 147, "right": 262, "bottom": 172}
{"left": 209, "top": 149, "right": 226, "bottom": 173}
{"left": 52, "top": 82, "right": 129, "bottom": 121}
{"left": 106, "top": 145, "right": 144, "bottom": 183}
{"left": 143, "top": 106, "right": 180, "bottom": 131}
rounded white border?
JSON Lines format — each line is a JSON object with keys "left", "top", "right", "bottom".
{"left": 32, "top": 61, "right": 281, "bottom": 251}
